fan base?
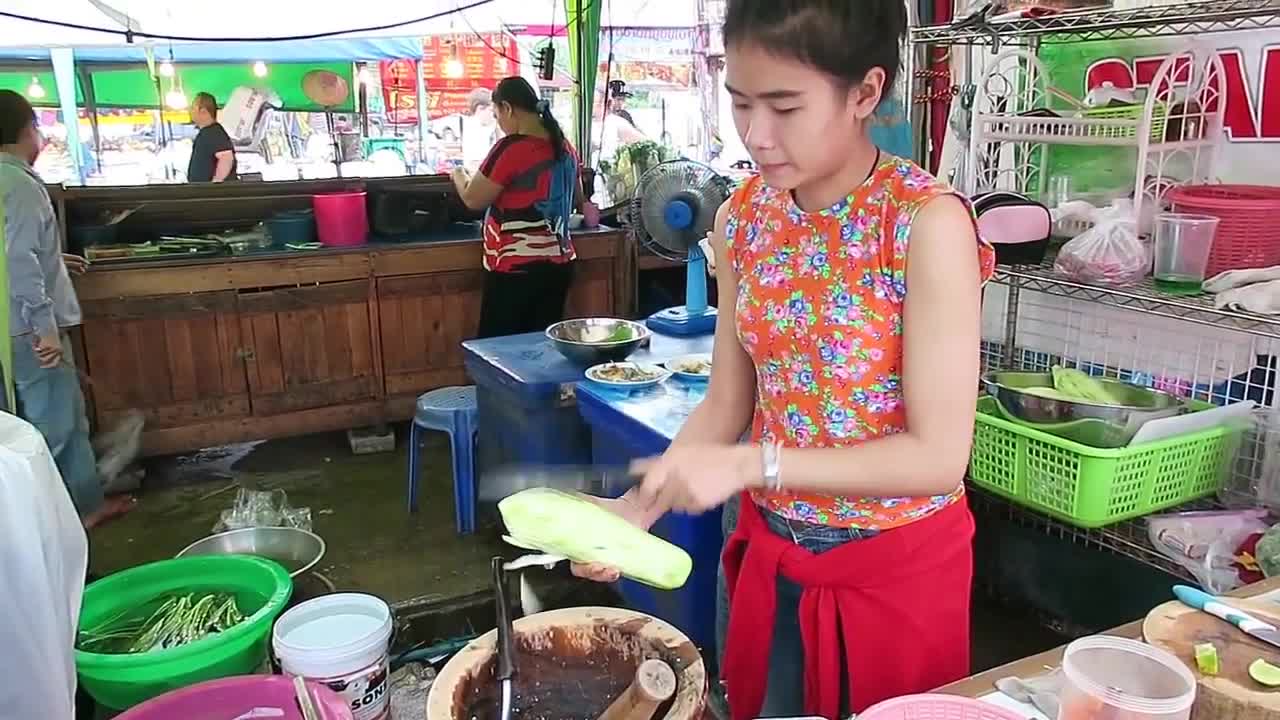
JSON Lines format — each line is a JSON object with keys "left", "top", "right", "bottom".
{"left": 645, "top": 306, "right": 717, "bottom": 337}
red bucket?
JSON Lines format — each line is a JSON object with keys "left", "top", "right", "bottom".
{"left": 1167, "top": 184, "right": 1280, "bottom": 276}
{"left": 312, "top": 191, "right": 369, "bottom": 247}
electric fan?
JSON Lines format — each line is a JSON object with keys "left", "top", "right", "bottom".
{"left": 625, "top": 159, "right": 732, "bottom": 336}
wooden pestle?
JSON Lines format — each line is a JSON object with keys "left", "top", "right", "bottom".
{"left": 597, "top": 658, "right": 678, "bottom": 720}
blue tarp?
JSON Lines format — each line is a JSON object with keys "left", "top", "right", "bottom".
{"left": 0, "top": 37, "right": 422, "bottom": 62}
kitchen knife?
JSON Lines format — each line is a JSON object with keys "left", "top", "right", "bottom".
{"left": 1173, "top": 584, "right": 1280, "bottom": 649}
{"left": 478, "top": 464, "right": 639, "bottom": 504}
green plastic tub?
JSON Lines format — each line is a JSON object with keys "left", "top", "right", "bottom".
{"left": 76, "top": 555, "right": 293, "bottom": 710}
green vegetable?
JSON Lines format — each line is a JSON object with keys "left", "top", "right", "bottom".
{"left": 499, "top": 488, "right": 692, "bottom": 590}
{"left": 1257, "top": 524, "right": 1280, "bottom": 578}
{"left": 78, "top": 591, "right": 246, "bottom": 654}
{"left": 1020, "top": 386, "right": 1078, "bottom": 402}
{"left": 1195, "top": 642, "right": 1220, "bottom": 675}
{"left": 1051, "top": 367, "right": 1126, "bottom": 405}
{"left": 1250, "top": 658, "right": 1280, "bottom": 687}
{"left": 605, "top": 325, "right": 634, "bottom": 343}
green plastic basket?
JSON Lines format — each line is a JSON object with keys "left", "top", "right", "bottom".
{"left": 970, "top": 396, "right": 1238, "bottom": 528}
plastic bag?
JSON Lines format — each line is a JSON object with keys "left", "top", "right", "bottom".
{"left": 1148, "top": 509, "right": 1269, "bottom": 593}
{"left": 213, "top": 488, "right": 313, "bottom": 532}
{"left": 1054, "top": 200, "right": 1148, "bottom": 286}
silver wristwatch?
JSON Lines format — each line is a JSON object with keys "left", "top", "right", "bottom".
{"left": 761, "top": 441, "right": 782, "bottom": 491}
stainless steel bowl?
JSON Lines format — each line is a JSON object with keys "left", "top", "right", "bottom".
{"left": 177, "top": 527, "right": 325, "bottom": 578}
{"left": 983, "top": 371, "right": 1185, "bottom": 448}
{"left": 545, "top": 318, "right": 650, "bottom": 366}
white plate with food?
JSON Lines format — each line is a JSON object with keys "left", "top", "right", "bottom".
{"left": 665, "top": 353, "right": 712, "bottom": 380}
{"left": 585, "top": 362, "right": 671, "bottom": 389}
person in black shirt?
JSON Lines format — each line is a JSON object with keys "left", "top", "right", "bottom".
{"left": 186, "top": 92, "right": 237, "bottom": 183}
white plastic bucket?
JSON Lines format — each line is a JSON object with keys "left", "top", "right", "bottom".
{"left": 273, "top": 593, "right": 394, "bottom": 720}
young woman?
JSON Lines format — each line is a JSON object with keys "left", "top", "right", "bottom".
{"left": 574, "top": 2, "right": 995, "bottom": 718}
{"left": 451, "top": 76, "right": 582, "bottom": 338}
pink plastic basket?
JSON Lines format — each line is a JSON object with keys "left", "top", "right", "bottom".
{"left": 115, "top": 675, "right": 353, "bottom": 720}
{"left": 1167, "top": 184, "right": 1280, "bottom": 276}
{"left": 313, "top": 191, "right": 369, "bottom": 247}
{"left": 857, "top": 694, "right": 1030, "bottom": 720}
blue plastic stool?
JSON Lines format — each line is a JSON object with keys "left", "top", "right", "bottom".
{"left": 408, "top": 385, "right": 479, "bottom": 534}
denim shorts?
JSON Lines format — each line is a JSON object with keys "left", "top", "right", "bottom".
{"left": 715, "top": 494, "right": 876, "bottom": 717}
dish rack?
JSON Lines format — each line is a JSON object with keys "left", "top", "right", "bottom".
{"left": 963, "top": 44, "right": 1225, "bottom": 230}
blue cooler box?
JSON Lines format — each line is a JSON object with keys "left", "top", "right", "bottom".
{"left": 575, "top": 380, "right": 721, "bottom": 656}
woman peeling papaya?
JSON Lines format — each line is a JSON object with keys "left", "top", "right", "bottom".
{"left": 573, "top": 1, "right": 995, "bottom": 718}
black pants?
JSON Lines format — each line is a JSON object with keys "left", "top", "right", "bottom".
{"left": 477, "top": 262, "right": 575, "bottom": 339}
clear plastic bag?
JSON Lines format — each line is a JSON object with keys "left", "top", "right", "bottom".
{"left": 1054, "top": 200, "right": 1148, "bottom": 286}
{"left": 1147, "top": 509, "right": 1269, "bottom": 593}
{"left": 213, "top": 488, "right": 313, "bottom": 532}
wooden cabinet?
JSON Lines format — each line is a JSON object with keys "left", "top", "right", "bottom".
{"left": 238, "top": 280, "right": 380, "bottom": 416}
{"left": 79, "top": 291, "right": 249, "bottom": 432}
{"left": 377, "top": 270, "right": 483, "bottom": 398}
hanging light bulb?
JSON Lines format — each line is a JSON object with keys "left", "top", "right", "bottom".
{"left": 159, "top": 59, "right": 175, "bottom": 78}
{"left": 357, "top": 66, "right": 375, "bottom": 87}
{"left": 444, "top": 42, "right": 464, "bottom": 79}
{"left": 252, "top": 61, "right": 268, "bottom": 78}
{"left": 26, "top": 76, "right": 46, "bottom": 99}
{"left": 165, "top": 87, "right": 188, "bottom": 111}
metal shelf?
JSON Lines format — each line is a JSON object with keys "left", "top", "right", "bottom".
{"left": 968, "top": 485, "right": 1212, "bottom": 582}
{"left": 992, "top": 260, "right": 1280, "bottom": 341}
{"left": 911, "top": 0, "right": 1280, "bottom": 46}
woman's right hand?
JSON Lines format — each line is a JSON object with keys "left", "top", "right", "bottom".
{"left": 570, "top": 494, "right": 651, "bottom": 583}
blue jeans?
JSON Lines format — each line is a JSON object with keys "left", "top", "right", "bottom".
{"left": 716, "top": 495, "right": 876, "bottom": 718}
{"left": 12, "top": 333, "right": 102, "bottom": 517}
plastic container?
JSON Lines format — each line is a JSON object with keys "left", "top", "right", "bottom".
{"left": 266, "top": 209, "right": 318, "bottom": 247}
{"left": 313, "top": 192, "right": 369, "bottom": 247}
{"left": 970, "top": 396, "right": 1239, "bottom": 528}
{"left": 1060, "top": 636, "right": 1196, "bottom": 720}
{"left": 858, "top": 694, "right": 1030, "bottom": 720}
{"left": 75, "top": 555, "right": 294, "bottom": 709}
{"left": 1168, "top": 184, "right": 1280, "bottom": 276}
{"left": 1153, "top": 213, "right": 1219, "bottom": 295}
{"left": 116, "top": 675, "right": 353, "bottom": 719}
{"left": 273, "top": 593, "right": 394, "bottom": 720}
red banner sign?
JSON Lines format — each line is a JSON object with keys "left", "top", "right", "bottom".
{"left": 379, "top": 34, "right": 521, "bottom": 123}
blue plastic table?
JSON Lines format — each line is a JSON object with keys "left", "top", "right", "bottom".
{"left": 461, "top": 331, "right": 714, "bottom": 480}
{"left": 575, "top": 377, "right": 722, "bottom": 657}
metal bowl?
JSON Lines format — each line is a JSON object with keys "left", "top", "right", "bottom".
{"left": 983, "top": 371, "right": 1185, "bottom": 448}
{"left": 177, "top": 527, "right": 325, "bottom": 578}
{"left": 546, "top": 318, "right": 650, "bottom": 366}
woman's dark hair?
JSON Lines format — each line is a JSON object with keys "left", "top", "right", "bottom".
{"left": 723, "top": 0, "right": 907, "bottom": 103}
{"left": 0, "top": 89, "right": 36, "bottom": 146}
{"left": 492, "top": 76, "right": 567, "bottom": 160}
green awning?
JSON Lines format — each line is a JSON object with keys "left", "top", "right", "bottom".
{"left": 566, "top": 0, "right": 602, "bottom": 164}
{"left": 0, "top": 62, "right": 355, "bottom": 112}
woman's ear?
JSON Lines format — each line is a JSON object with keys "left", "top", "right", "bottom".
{"left": 848, "top": 67, "right": 887, "bottom": 121}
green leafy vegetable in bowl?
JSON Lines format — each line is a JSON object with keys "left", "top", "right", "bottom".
{"left": 78, "top": 591, "right": 246, "bottom": 654}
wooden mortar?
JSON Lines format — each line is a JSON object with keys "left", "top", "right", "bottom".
{"left": 426, "top": 607, "right": 706, "bottom": 720}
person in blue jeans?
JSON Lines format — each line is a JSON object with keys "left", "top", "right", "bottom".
{"left": 0, "top": 90, "right": 132, "bottom": 528}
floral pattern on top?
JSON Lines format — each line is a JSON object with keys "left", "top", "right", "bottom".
{"left": 725, "top": 156, "right": 996, "bottom": 529}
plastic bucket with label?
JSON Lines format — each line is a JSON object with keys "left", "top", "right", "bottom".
{"left": 273, "top": 593, "right": 394, "bottom": 720}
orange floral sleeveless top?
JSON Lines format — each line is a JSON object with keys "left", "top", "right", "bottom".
{"left": 725, "top": 156, "right": 995, "bottom": 530}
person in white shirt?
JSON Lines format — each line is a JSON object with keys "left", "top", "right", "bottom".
{"left": 0, "top": 412, "right": 88, "bottom": 720}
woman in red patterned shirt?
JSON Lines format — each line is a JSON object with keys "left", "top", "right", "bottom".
{"left": 452, "top": 77, "right": 584, "bottom": 338}
{"left": 575, "top": 1, "right": 995, "bottom": 717}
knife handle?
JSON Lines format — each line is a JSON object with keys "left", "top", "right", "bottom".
{"left": 1174, "top": 584, "right": 1273, "bottom": 631}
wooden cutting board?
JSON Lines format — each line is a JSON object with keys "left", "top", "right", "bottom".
{"left": 1144, "top": 598, "right": 1280, "bottom": 720}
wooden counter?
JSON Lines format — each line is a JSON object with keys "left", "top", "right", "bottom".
{"left": 72, "top": 228, "right": 629, "bottom": 456}
{"left": 940, "top": 577, "right": 1280, "bottom": 699}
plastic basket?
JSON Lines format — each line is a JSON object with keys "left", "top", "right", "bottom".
{"left": 1168, "top": 184, "right": 1280, "bottom": 277}
{"left": 1080, "top": 102, "right": 1169, "bottom": 142}
{"left": 970, "top": 396, "right": 1238, "bottom": 528}
{"left": 858, "top": 694, "right": 1029, "bottom": 720}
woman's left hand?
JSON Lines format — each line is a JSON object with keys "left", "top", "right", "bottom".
{"left": 450, "top": 166, "right": 470, "bottom": 187}
{"left": 632, "top": 444, "right": 760, "bottom": 515}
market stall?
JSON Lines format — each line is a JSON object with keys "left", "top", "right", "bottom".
{"left": 61, "top": 177, "right": 629, "bottom": 456}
